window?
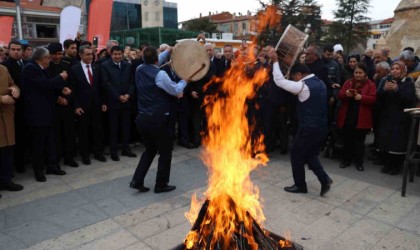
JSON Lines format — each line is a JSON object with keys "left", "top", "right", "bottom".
{"left": 155, "top": 11, "right": 160, "bottom": 22}
{"left": 242, "top": 22, "right": 247, "bottom": 30}
{"left": 145, "top": 12, "right": 148, "bottom": 22}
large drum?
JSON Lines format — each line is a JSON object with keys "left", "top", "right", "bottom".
{"left": 275, "top": 24, "right": 309, "bottom": 76}
{"left": 171, "top": 40, "right": 210, "bottom": 81}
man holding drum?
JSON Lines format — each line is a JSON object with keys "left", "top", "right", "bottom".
{"left": 130, "top": 46, "right": 188, "bottom": 193}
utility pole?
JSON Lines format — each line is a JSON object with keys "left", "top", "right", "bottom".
{"left": 15, "top": 0, "right": 23, "bottom": 40}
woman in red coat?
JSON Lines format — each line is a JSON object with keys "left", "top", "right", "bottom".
{"left": 336, "top": 62, "right": 377, "bottom": 171}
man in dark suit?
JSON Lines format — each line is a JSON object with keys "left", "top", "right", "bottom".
{"left": 47, "top": 42, "right": 79, "bottom": 168}
{"left": 21, "top": 47, "right": 70, "bottom": 182}
{"left": 69, "top": 45, "right": 107, "bottom": 165}
{"left": 214, "top": 44, "right": 234, "bottom": 77}
{"left": 2, "top": 41, "right": 28, "bottom": 173}
{"left": 101, "top": 46, "right": 136, "bottom": 161}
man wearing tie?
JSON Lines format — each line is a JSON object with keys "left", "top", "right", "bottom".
{"left": 101, "top": 46, "right": 136, "bottom": 161}
{"left": 2, "top": 41, "right": 28, "bottom": 173}
{"left": 214, "top": 44, "right": 234, "bottom": 77}
{"left": 21, "top": 47, "right": 70, "bottom": 182}
{"left": 69, "top": 45, "right": 107, "bottom": 165}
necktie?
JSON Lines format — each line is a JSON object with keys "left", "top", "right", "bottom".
{"left": 86, "top": 65, "right": 94, "bottom": 86}
{"left": 17, "top": 60, "right": 23, "bottom": 67}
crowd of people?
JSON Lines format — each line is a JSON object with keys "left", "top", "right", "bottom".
{"left": 1, "top": 33, "right": 420, "bottom": 198}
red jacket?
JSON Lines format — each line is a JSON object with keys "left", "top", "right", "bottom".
{"left": 336, "top": 78, "right": 377, "bottom": 129}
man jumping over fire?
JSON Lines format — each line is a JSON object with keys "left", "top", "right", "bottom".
{"left": 269, "top": 48, "right": 333, "bottom": 196}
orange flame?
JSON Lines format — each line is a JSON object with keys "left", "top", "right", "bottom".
{"left": 255, "top": 5, "right": 282, "bottom": 34}
{"left": 184, "top": 41, "right": 270, "bottom": 248}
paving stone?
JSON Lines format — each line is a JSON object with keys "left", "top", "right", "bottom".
{"left": 42, "top": 204, "right": 109, "bottom": 231}
{"left": 114, "top": 194, "right": 190, "bottom": 228}
{"left": 326, "top": 217, "right": 393, "bottom": 249}
{"left": 6, "top": 220, "right": 66, "bottom": 246}
{"left": 27, "top": 219, "right": 122, "bottom": 250}
{"left": 397, "top": 200, "right": 420, "bottom": 234}
{"left": 340, "top": 184, "right": 396, "bottom": 215}
{"left": 371, "top": 227, "right": 420, "bottom": 250}
{"left": 122, "top": 241, "right": 153, "bottom": 250}
{"left": 368, "top": 192, "right": 420, "bottom": 226}
{"left": 74, "top": 229, "right": 137, "bottom": 250}
{"left": 142, "top": 222, "right": 191, "bottom": 250}
{"left": 0, "top": 232, "right": 28, "bottom": 250}
{"left": 313, "top": 179, "right": 370, "bottom": 207}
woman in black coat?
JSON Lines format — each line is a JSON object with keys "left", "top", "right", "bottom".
{"left": 376, "top": 61, "right": 416, "bottom": 175}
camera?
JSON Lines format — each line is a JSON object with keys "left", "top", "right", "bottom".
{"left": 386, "top": 75, "right": 394, "bottom": 82}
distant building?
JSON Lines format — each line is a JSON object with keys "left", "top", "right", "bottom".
{"left": 367, "top": 18, "right": 394, "bottom": 49}
{"left": 0, "top": 0, "right": 178, "bottom": 46}
{"left": 179, "top": 11, "right": 256, "bottom": 40}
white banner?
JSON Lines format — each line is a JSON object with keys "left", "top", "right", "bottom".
{"left": 59, "top": 6, "right": 82, "bottom": 45}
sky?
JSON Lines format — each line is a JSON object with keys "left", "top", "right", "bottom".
{"left": 175, "top": 0, "right": 401, "bottom": 22}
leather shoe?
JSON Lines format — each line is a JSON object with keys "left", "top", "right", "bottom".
{"left": 34, "top": 172, "right": 46, "bottom": 182}
{"left": 320, "top": 178, "right": 333, "bottom": 196}
{"left": 0, "top": 181, "right": 24, "bottom": 191}
{"left": 64, "top": 159, "right": 79, "bottom": 168}
{"left": 356, "top": 164, "right": 364, "bottom": 171}
{"left": 111, "top": 153, "right": 120, "bottom": 161}
{"left": 130, "top": 181, "right": 150, "bottom": 192}
{"left": 284, "top": 184, "right": 307, "bottom": 194}
{"left": 178, "top": 142, "right": 194, "bottom": 149}
{"left": 122, "top": 149, "right": 137, "bottom": 157}
{"left": 46, "top": 168, "right": 67, "bottom": 175}
{"left": 94, "top": 154, "right": 107, "bottom": 162}
{"left": 81, "top": 156, "right": 91, "bottom": 165}
{"left": 339, "top": 161, "right": 350, "bottom": 168}
{"left": 154, "top": 184, "right": 176, "bottom": 193}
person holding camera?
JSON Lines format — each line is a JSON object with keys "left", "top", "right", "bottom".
{"left": 336, "top": 62, "right": 377, "bottom": 171}
{"left": 376, "top": 61, "right": 416, "bottom": 175}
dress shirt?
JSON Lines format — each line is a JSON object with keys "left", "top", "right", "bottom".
{"left": 80, "top": 61, "right": 93, "bottom": 84}
{"left": 272, "top": 62, "right": 311, "bottom": 102}
{"left": 154, "top": 65, "right": 187, "bottom": 96}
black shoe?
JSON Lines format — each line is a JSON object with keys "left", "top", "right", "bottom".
{"left": 0, "top": 181, "right": 24, "bottom": 191}
{"left": 178, "top": 142, "right": 194, "bottom": 149}
{"left": 94, "top": 154, "right": 107, "bottom": 162}
{"left": 111, "top": 153, "right": 120, "bottom": 161}
{"left": 339, "top": 161, "right": 351, "bottom": 168}
{"left": 64, "top": 159, "right": 79, "bottom": 168}
{"left": 280, "top": 148, "right": 288, "bottom": 155}
{"left": 284, "top": 184, "right": 308, "bottom": 194}
{"left": 193, "top": 143, "right": 201, "bottom": 148}
{"left": 381, "top": 166, "right": 390, "bottom": 174}
{"left": 154, "top": 184, "right": 176, "bottom": 193}
{"left": 34, "top": 172, "right": 46, "bottom": 182}
{"left": 130, "top": 181, "right": 150, "bottom": 192}
{"left": 320, "top": 178, "right": 333, "bottom": 196}
{"left": 122, "top": 149, "right": 137, "bottom": 157}
{"left": 46, "top": 168, "right": 67, "bottom": 175}
{"left": 81, "top": 156, "right": 91, "bottom": 165}
{"left": 356, "top": 164, "right": 364, "bottom": 171}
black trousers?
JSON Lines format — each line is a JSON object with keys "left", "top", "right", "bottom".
{"left": 14, "top": 102, "right": 30, "bottom": 171}
{"left": 342, "top": 128, "right": 367, "bottom": 165}
{"left": 132, "top": 113, "right": 172, "bottom": 187}
{"left": 290, "top": 127, "right": 330, "bottom": 189}
{"left": 54, "top": 106, "right": 77, "bottom": 162}
{"left": 0, "top": 146, "right": 14, "bottom": 183}
{"left": 77, "top": 107, "right": 103, "bottom": 156}
{"left": 108, "top": 109, "right": 131, "bottom": 154}
{"left": 190, "top": 100, "right": 205, "bottom": 145}
{"left": 31, "top": 126, "right": 59, "bottom": 174}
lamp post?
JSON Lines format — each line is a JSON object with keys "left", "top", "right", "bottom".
{"left": 15, "top": 0, "right": 23, "bottom": 40}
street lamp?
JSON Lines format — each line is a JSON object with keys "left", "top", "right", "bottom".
{"left": 15, "top": 0, "right": 23, "bottom": 40}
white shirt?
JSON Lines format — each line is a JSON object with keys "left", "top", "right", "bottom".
{"left": 80, "top": 61, "right": 93, "bottom": 84}
{"left": 272, "top": 62, "right": 311, "bottom": 102}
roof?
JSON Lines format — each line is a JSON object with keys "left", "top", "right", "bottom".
{"left": 380, "top": 18, "right": 394, "bottom": 24}
{"left": 180, "top": 11, "right": 233, "bottom": 24}
{"left": 322, "top": 19, "right": 332, "bottom": 25}
{"left": 0, "top": 1, "right": 61, "bottom": 13}
{"left": 213, "top": 15, "right": 255, "bottom": 24}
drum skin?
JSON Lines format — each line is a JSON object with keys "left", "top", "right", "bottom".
{"left": 171, "top": 40, "right": 210, "bottom": 81}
